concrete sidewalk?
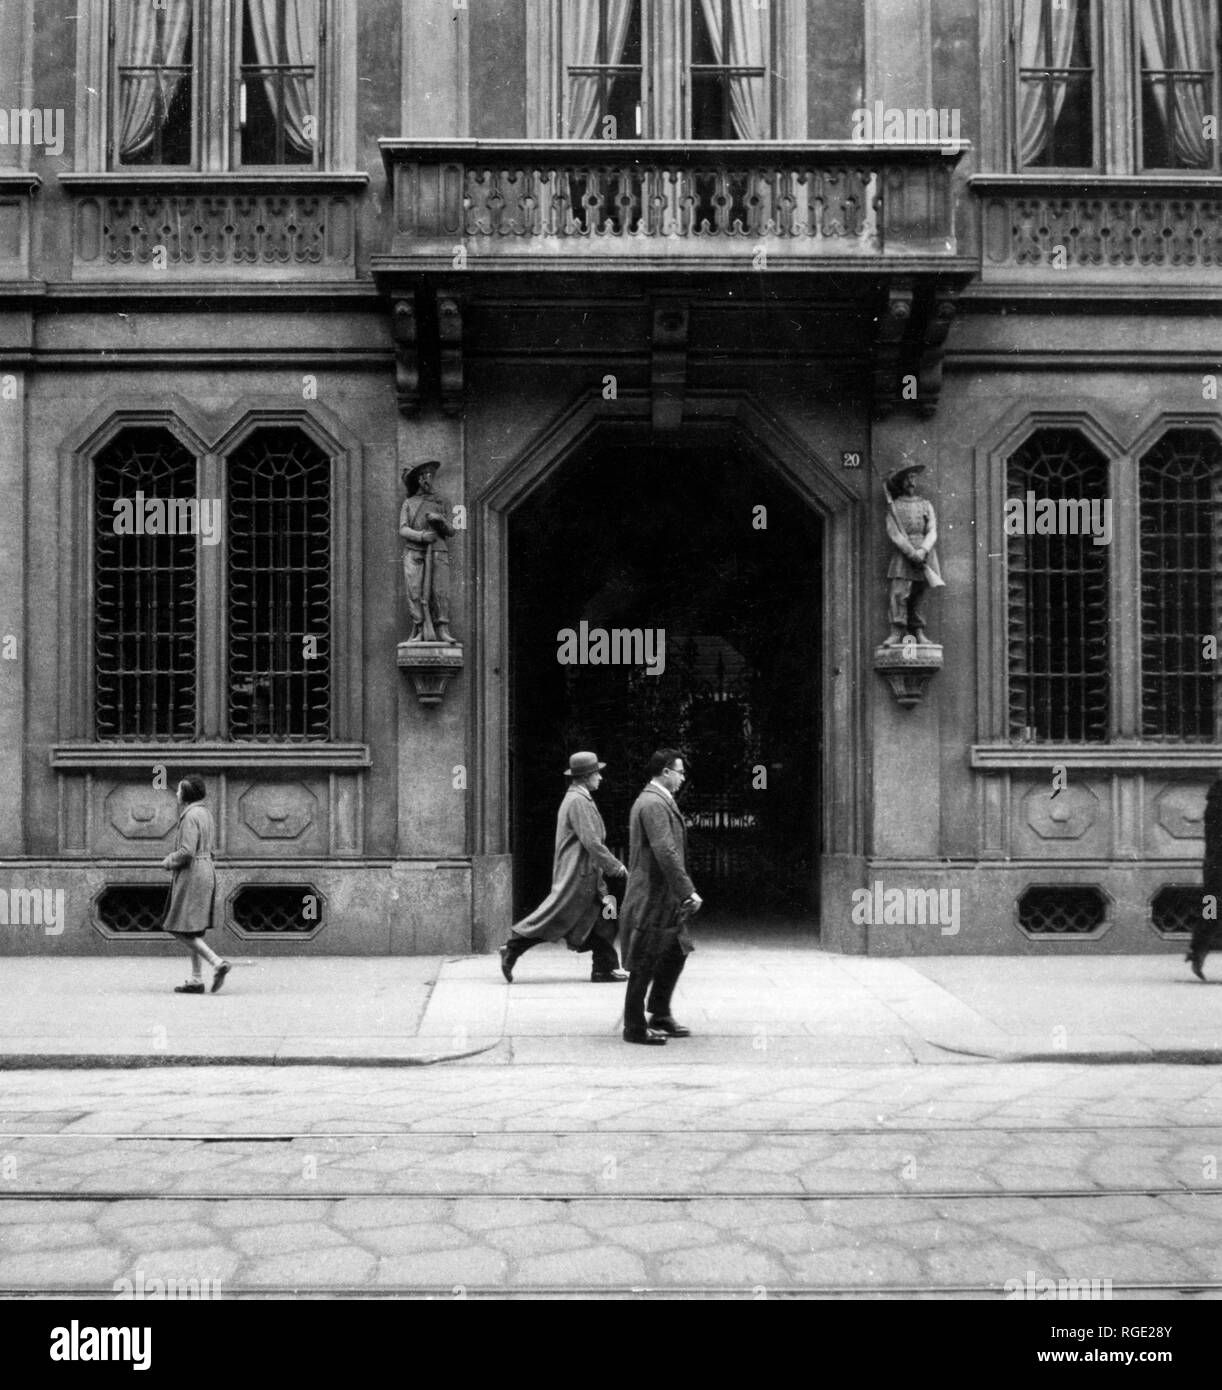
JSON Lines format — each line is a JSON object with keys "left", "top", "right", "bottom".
{"left": 0, "top": 937, "right": 1219, "bottom": 1067}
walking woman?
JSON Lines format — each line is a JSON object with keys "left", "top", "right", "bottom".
{"left": 161, "top": 777, "right": 230, "bottom": 994}
{"left": 1190, "top": 774, "right": 1222, "bottom": 981}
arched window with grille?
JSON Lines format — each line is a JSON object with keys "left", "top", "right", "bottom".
{"left": 226, "top": 427, "right": 332, "bottom": 741}
{"left": 1006, "top": 429, "right": 1110, "bottom": 741}
{"left": 1139, "top": 429, "right": 1222, "bottom": 739}
{"left": 94, "top": 427, "right": 199, "bottom": 740}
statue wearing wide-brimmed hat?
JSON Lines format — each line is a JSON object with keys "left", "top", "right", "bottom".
{"left": 882, "top": 462, "right": 944, "bottom": 647}
{"left": 399, "top": 459, "right": 457, "bottom": 643}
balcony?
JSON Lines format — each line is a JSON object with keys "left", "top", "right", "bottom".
{"left": 373, "top": 140, "right": 975, "bottom": 421}
{"left": 972, "top": 174, "right": 1222, "bottom": 294}
{"left": 375, "top": 139, "right": 973, "bottom": 277}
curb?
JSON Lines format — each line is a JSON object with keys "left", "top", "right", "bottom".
{"left": 0, "top": 1042, "right": 503, "bottom": 1070}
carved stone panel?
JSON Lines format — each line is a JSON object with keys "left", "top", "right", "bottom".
{"left": 237, "top": 782, "right": 319, "bottom": 843}
{"left": 105, "top": 784, "right": 177, "bottom": 843}
{"left": 1149, "top": 782, "right": 1208, "bottom": 855}
{"left": 1011, "top": 780, "right": 1107, "bottom": 858}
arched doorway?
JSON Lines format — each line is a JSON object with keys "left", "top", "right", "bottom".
{"left": 507, "top": 439, "right": 823, "bottom": 926}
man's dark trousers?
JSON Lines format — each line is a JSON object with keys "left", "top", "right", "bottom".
{"left": 624, "top": 938, "right": 686, "bottom": 1030}
{"left": 506, "top": 931, "right": 622, "bottom": 974}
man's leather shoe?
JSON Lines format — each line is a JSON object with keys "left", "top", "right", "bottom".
{"left": 648, "top": 1016, "right": 691, "bottom": 1036}
{"left": 591, "top": 968, "right": 629, "bottom": 982}
{"left": 623, "top": 1028, "right": 667, "bottom": 1045}
{"left": 498, "top": 944, "right": 515, "bottom": 983}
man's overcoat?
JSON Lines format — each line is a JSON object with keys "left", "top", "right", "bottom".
{"left": 161, "top": 803, "right": 218, "bottom": 936}
{"left": 620, "top": 784, "right": 696, "bottom": 972}
{"left": 513, "top": 783, "right": 624, "bottom": 948}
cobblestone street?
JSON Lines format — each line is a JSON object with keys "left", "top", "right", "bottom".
{"left": 4, "top": 1063, "right": 1222, "bottom": 1297}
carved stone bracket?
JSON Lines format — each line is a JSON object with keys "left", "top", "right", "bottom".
{"left": 397, "top": 639, "right": 464, "bottom": 707}
{"left": 915, "top": 286, "right": 957, "bottom": 418}
{"left": 872, "top": 280, "right": 914, "bottom": 419}
{"left": 871, "top": 280, "right": 961, "bottom": 420}
{"left": 438, "top": 291, "right": 465, "bottom": 417}
{"left": 391, "top": 287, "right": 465, "bottom": 418}
{"left": 651, "top": 303, "right": 689, "bottom": 431}
{"left": 873, "top": 639, "right": 943, "bottom": 709}
{"left": 392, "top": 294, "right": 420, "bottom": 416}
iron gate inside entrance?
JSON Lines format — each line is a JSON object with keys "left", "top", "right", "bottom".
{"left": 508, "top": 444, "right": 822, "bottom": 920}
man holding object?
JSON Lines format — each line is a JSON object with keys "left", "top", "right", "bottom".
{"left": 620, "top": 749, "right": 702, "bottom": 1046}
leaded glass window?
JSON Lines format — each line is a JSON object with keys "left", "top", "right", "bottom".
{"left": 94, "top": 428, "right": 198, "bottom": 739}
{"left": 1140, "top": 429, "right": 1222, "bottom": 739}
{"left": 1007, "top": 430, "right": 1109, "bottom": 741}
{"left": 227, "top": 428, "right": 331, "bottom": 740}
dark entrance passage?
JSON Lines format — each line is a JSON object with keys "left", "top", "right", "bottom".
{"left": 508, "top": 443, "right": 822, "bottom": 925}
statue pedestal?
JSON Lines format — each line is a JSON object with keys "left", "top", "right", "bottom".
{"left": 397, "top": 640, "right": 464, "bottom": 707}
{"left": 873, "top": 640, "right": 943, "bottom": 709}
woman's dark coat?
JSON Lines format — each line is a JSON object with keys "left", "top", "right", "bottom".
{"left": 161, "top": 803, "right": 218, "bottom": 936}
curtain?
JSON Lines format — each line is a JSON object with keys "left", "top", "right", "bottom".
{"left": 564, "top": 0, "right": 634, "bottom": 139}
{"left": 698, "top": 0, "right": 768, "bottom": 139}
{"left": 1017, "top": 0, "right": 1081, "bottom": 166}
{"left": 246, "top": 0, "right": 318, "bottom": 157}
{"left": 1138, "top": 0, "right": 1210, "bottom": 167}
{"left": 117, "top": 0, "right": 192, "bottom": 161}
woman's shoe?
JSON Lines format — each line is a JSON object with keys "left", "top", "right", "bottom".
{"left": 174, "top": 981, "right": 205, "bottom": 994}
{"left": 1190, "top": 952, "right": 1207, "bottom": 982}
{"left": 210, "top": 961, "right": 231, "bottom": 994}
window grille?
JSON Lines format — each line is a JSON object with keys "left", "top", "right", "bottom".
{"left": 1017, "top": 885, "right": 1106, "bottom": 935}
{"left": 232, "top": 884, "right": 321, "bottom": 933}
{"left": 1150, "top": 885, "right": 1204, "bottom": 937}
{"left": 94, "top": 428, "right": 198, "bottom": 740}
{"left": 227, "top": 428, "right": 331, "bottom": 740}
{"left": 1140, "top": 429, "right": 1222, "bottom": 740}
{"left": 111, "top": 0, "right": 196, "bottom": 167}
{"left": 1016, "top": 0, "right": 1096, "bottom": 168}
{"left": 1007, "top": 430, "right": 1109, "bottom": 742}
{"left": 238, "top": 0, "right": 321, "bottom": 166}
{"left": 1137, "top": 0, "right": 1220, "bottom": 171}
{"left": 97, "top": 884, "right": 172, "bottom": 933}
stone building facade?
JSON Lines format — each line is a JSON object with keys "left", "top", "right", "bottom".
{"left": 1, "top": 0, "right": 1219, "bottom": 956}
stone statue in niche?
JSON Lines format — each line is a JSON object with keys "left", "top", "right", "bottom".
{"left": 400, "top": 459, "right": 457, "bottom": 643}
{"left": 883, "top": 463, "right": 944, "bottom": 647}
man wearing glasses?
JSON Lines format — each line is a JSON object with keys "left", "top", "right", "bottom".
{"left": 619, "top": 749, "right": 703, "bottom": 1045}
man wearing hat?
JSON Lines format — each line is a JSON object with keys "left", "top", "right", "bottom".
{"left": 883, "top": 463, "right": 944, "bottom": 647}
{"left": 499, "top": 751, "right": 630, "bottom": 983}
{"left": 400, "top": 460, "right": 456, "bottom": 643}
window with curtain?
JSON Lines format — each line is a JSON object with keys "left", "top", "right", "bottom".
{"left": 563, "top": 0, "right": 644, "bottom": 139}
{"left": 1137, "top": 0, "right": 1219, "bottom": 170}
{"left": 239, "top": 0, "right": 321, "bottom": 165}
{"left": 1140, "top": 430, "right": 1222, "bottom": 739}
{"left": 227, "top": 429, "right": 332, "bottom": 741}
{"left": 1016, "top": 0, "right": 1096, "bottom": 167}
{"left": 690, "top": 0, "right": 769, "bottom": 140}
{"left": 1006, "top": 430, "right": 1110, "bottom": 742}
{"left": 108, "top": 0, "right": 324, "bottom": 169}
{"left": 94, "top": 429, "right": 198, "bottom": 740}
{"left": 112, "top": 0, "right": 196, "bottom": 166}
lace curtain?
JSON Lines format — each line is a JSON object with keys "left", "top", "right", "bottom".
{"left": 564, "top": 0, "right": 635, "bottom": 139}
{"left": 117, "top": 0, "right": 192, "bottom": 161}
{"left": 697, "top": 0, "right": 768, "bottom": 140}
{"left": 245, "top": 0, "right": 318, "bottom": 158}
{"left": 1137, "top": 0, "right": 1211, "bottom": 167}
